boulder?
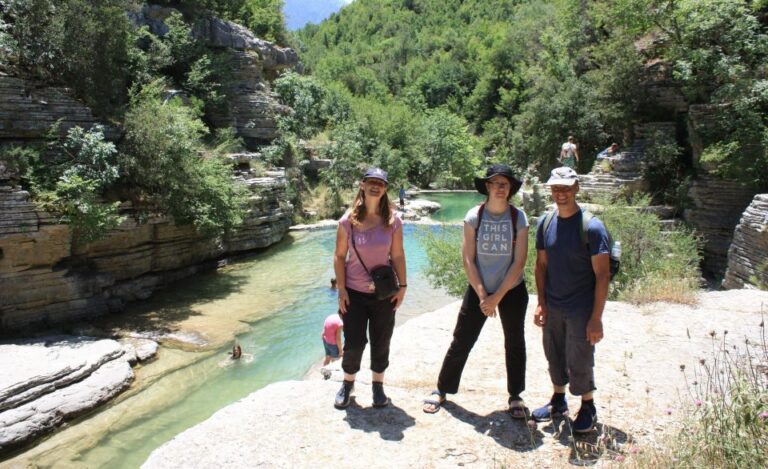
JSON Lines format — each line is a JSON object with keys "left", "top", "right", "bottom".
{"left": 0, "top": 337, "right": 135, "bottom": 454}
{"left": 723, "top": 194, "right": 768, "bottom": 289}
{"left": 119, "top": 337, "right": 159, "bottom": 365}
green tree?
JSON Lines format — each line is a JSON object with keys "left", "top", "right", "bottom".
{"left": 413, "top": 108, "right": 481, "bottom": 188}
{"left": 120, "top": 80, "right": 247, "bottom": 235}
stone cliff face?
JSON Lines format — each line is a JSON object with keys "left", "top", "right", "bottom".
{"left": 0, "top": 7, "right": 299, "bottom": 331}
{"left": 0, "top": 75, "right": 119, "bottom": 142}
{"left": 129, "top": 5, "right": 300, "bottom": 149}
{"left": 0, "top": 175, "right": 292, "bottom": 331}
{"left": 723, "top": 194, "right": 768, "bottom": 289}
{"left": 193, "top": 16, "right": 298, "bottom": 148}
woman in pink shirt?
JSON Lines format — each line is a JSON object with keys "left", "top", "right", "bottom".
{"left": 332, "top": 168, "right": 407, "bottom": 409}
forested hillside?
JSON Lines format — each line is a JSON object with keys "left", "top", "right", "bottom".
{"left": 1, "top": 0, "right": 766, "bottom": 233}
{"left": 288, "top": 0, "right": 767, "bottom": 197}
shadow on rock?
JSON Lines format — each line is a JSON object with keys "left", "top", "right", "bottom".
{"left": 537, "top": 417, "right": 632, "bottom": 465}
{"left": 341, "top": 400, "right": 416, "bottom": 441}
{"left": 441, "top": 401, "right": 544, "bottom": 452}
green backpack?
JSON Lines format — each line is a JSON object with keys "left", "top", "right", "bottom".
{"left": 540, "top": 209, "right": 620, "bottom": 280}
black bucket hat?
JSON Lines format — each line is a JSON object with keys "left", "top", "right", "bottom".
{"left": 473, "top": 164, "right": 523, "bottom": 196}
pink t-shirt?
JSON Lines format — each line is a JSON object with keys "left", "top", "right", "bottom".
{"left": 322, "top": 313, "right": 343, "bottom": 344}
{"left": 339, "top": 212, "right": 403, "bottom": 294}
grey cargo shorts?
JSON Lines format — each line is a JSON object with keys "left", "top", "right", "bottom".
{"left": 542, "top": 304, "right": 596, "bottom": 396}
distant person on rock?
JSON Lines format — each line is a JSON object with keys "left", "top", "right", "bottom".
{"left": 333, "top": 167, "right": 407, "bottom": 409}
{"left": 531, "top": 166, "right": 610, "bottom": 433}
{"left": 399, "top": 187, "right": 406, "bottom": 209}
{"left": 560, "top": 136, "right": 579, "bottom": 170}
{"left": 597, "top": 143, "right": 619, "bottom": 160}
{"left": 330, "top": 277, "right": 337, "bottom": 290}
{"left": 422, "top": 164, "right": 530, "bottom": 419}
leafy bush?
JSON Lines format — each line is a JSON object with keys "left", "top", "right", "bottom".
{"left": 420, "top": 225, "right": 466, "bottom": 297}
{"left": 120, "top": 80, "right": 247, "bottom": 235}
{"left": 642, "top": 132, "right": 689, "bottom": 208}
{"left": 598, "top": 198, "right": 701, "bottom": 303}
{"left": 50, "top": 174, "right": 124, "bottom": 244}
{"left": 0, "top": 145, "right": 38, "bottom": 178}
{"left": 3, "top": 0, "right": 135, "bottom": 117}
{"left": 1, "top": 125, "right": 125, "bottom": 244}
{"left": 273, "top": 71, "right": 330, "bottom": 138}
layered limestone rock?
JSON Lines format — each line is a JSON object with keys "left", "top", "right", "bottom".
{"left": 723, "top": 194, "right": 768, "bottom": 289}
{"left": 0, "top": 175, "right": 292, "bottom": 331}
{"left": 684, "top": 177, "right": 755, "bottom": 279}
{"left": 0, "top": 336, "right": 150, "bottom": 454}
{"left": 128, "top": 6, "right": 299, "bottom": 149}
{"left": 193, "top": 17, "right": 299, "bottom": 148}
{"left": 0, "top": 75, "right": 118, "bottom": 142}
{"left": 0, "top": 8, "right": 298, "bottom": 330}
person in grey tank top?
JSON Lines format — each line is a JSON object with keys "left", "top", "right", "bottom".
{"left": 422, "top": 164, "right": 530, "bottom": 418}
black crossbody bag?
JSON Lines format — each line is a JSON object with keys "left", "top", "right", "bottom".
{"left": 350, "top": 225, "right": 400, "bottom": 300}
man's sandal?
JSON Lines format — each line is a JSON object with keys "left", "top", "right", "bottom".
{"left": 508, "top": 400, "right": 529, "bottom": 420}
{"left": 422, "top": 390, "right": 446, "bottom": 414}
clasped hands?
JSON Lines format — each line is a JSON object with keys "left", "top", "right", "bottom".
{"left": 479, "top": 293, "right": 500, "bottom": 317}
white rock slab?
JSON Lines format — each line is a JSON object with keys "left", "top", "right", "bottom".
{"left": 0, "top": 337, "right": 135, "bottom": 454}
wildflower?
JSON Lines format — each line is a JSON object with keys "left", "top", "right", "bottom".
{"left": 695, "top": 399, "right": 703, "bottom": 407}
{"left": 759, "top": 411, "right": 768, "bottom": 420}
{"left": 629, "top": 446, "right": 640, "bottom": 454}
{"left": 665, "top": 408, "right": 673, "bottom": 415}
{"left": 709, "top": 330, "right": 716, "bottom": 338}
{"left": 615, "top": 455, "right": 625, "bottom": 462}
{"left": 679, "top": 364, "right": 686, "bottom": 372}
{"left": 699, "top": 358, "right": 706, "bottom": 365}
{"left": 724, "top": 330, "right": 728, "bottom": 336}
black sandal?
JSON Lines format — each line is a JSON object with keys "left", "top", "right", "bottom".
{"left": 508, "top": 399, "right": 529, "bottom": 420}
{"left": 422, "top": 390, "right": 446, "bottom": 414}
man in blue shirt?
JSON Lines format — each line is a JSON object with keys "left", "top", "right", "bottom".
{"left": 532, "top": 166, "right": 611, "bottom": 433}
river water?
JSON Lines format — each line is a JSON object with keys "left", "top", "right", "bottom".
{"left": 6, "top": 199, "right": 472, "bottom": 468}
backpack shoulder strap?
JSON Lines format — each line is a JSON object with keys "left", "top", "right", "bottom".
{"left": 474, "top": 203, "right": 486, "bottom": 242}
{"left": 509, "top": 204, "right": 518, "bottom": 243}
{"left": 542, "top": 210, "right": 556, "bottom": 236}
{"left": 580, "top": 209, "right": 593, "bottom": 247}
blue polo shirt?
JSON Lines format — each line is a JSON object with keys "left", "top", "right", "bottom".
{"left": 535, "top": 210, "right": 610, "bottom": 312}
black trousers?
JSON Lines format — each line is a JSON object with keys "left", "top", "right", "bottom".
{"left": 341, "top": 288, "right": 396, "bottom": 375}
{"left": 437, "top": 282, "right": 529, "bottom": 397}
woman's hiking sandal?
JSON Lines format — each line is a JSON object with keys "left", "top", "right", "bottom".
{"left": 508, "top": 399, "right": 529, "bottom": 420}
{"left": 422, "top": 390, "right": 446, "bottom": 414}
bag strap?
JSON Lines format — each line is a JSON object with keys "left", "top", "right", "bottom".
{"left": 543, "top": 208, "right": 611, "bottom": 255}
{"left": 474, "top": 203, "right": 518, "bottom": 243}
{"left": 581, "top": 210, "right": 592, "bottom": 247}
{"left": 349, "top": 224, "right": 372, "bottom": 277}
{"left": 542, "top": 208, "right": 589, "bottom": 248}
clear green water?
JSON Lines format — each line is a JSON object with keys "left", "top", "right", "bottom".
{"left": 11, "top": 224, "right": 459, "bottom": 468}
{"left": 421, "top": 192, "right": 485, "bottom": 222}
